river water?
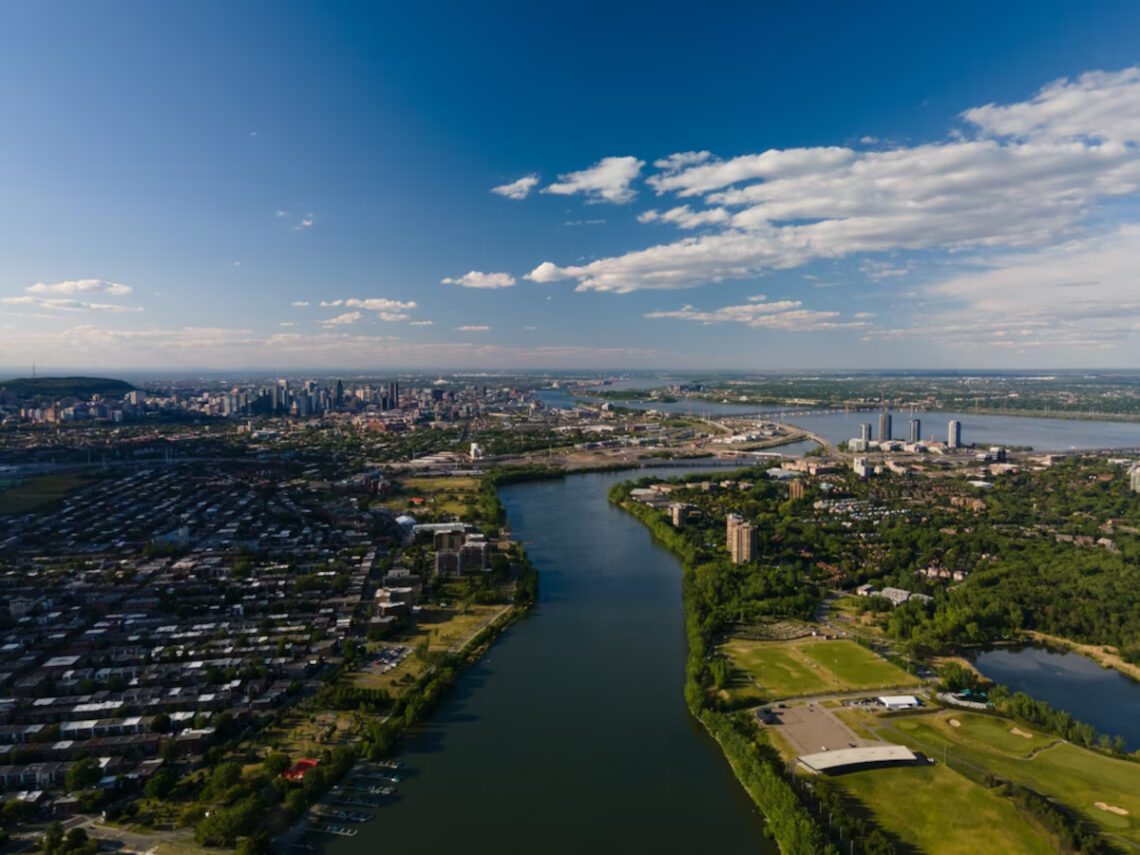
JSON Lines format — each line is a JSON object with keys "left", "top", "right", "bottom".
{"left": 323, "top": 467, "right": 774, "bottom": 855}
{"left": 536, "top": 389, "right": 1140, "bottom": 451}
{"left": 970, "top": 646, "right": 1140, "bottom": 751}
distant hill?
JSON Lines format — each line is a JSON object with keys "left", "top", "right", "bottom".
{"left": 0, "top": 376, "right": 135, "bottom": 399}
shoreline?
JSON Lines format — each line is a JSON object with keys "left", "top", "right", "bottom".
{"left": 590, "top": 392, "right": 1140, "bottom": 424}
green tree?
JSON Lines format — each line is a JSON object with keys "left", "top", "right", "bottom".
{"left": 65, "top": 757, "right": 101, "bottom": 791}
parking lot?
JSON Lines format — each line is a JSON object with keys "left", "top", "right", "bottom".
{"left": 762, "top": 701, "right": 878, "bottom": 755}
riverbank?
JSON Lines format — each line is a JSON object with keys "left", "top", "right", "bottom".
{"left": 607, "top": 481, "right": 839, "bottom": 854}
{"left": 309, "top": 464, "right": 781, "bottom": 855}
{"left": 1022, "top": 631, "right": 1140, "bottom": 682}
{"left": 594, "top": 389, "right": 1140, "bottom": 424}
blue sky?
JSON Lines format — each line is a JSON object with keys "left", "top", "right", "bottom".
{"left": 2, "top": 1, "right": 1140, "bottom": 371}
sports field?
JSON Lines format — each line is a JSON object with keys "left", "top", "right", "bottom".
{"left": 842, "top": 764, "right": 1057, "bottom": 854}
{"left": 886, "top": 712, "right": 1140, "bottom": 844}
{"left": 720, "top": 637, "right": 917, "bottom": 703}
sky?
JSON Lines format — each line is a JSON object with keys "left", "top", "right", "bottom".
{"left": 2, "top": 0, "right": 1140, "bottom": 372}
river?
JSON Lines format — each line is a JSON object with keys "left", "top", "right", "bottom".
{"left": 535, "top": 390, "right": 1140, "bottom": 451}
{"left": 323, "top": 466, "right": 775, "bottom": 855}
{"left": 970, "top": 646, "right": 1140, "bottom": 751}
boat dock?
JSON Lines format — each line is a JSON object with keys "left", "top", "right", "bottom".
{"left": 332, "top": 794, "right": 384, "bottom": 807}
{"left": 315, "top": 808, "right": 374, "bottom": 822}
{"left": 312, "top": 824, "right": 358, "bottom": 837}
{"left": 353, "top": 771, "right": 401, "bottom": 784}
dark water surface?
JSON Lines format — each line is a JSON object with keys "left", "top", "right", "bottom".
{"left": 323, "top": 467, "right": 774, "bottom": 855}
{"left": 971, "top": 646, "right": 1140, "bottom": 750}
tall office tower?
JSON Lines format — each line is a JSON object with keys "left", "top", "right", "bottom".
{"left": 389, "top": 381, "right": 399, "bottom": 409}
{"left": 335, "top": 379, "right": 344, "bottom": 407}
{"left": 1130, "top": 463, "right": 1140, "bottom": 493}
{"left": 908, "top": 418, "right": 921, "bottom": 444}
{"left": 726, "top": 513, "right": 758, "bottom": 564}
{"left": 879, "top": 410, "right": 892, "bottom": 442}
{"left": 948, "top": 419, "right": 962, "bottom": 449}
{"left": 860, "top": 422, "right": 872, "bottom": 442}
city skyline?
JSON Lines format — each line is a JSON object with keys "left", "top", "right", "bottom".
{"left": 3, "top": 2, "right": 1140, "bottom": 371}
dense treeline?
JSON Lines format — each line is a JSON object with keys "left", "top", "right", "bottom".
{"left": 875, "top": 459, "right": 1140, "bottom": 656}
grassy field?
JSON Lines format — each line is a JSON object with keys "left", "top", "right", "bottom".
{"left": 395, "top": 476, "right": 480, "bottom": 516}
{"left": 719, "top": 637, "right": 917, "bottom": 704}
{"left": 0, "top": 472, "right": 91, "bottom": 515}
{"left": 259, "top": 709, "right": 357, "bottom": 758}
{"left": 886, "top": 712, "right": 1140, "bottom": 844}
{"left": 831, "top": 707, "right": 876, "bottom": 741}
{"left": 841, "top": 763, "right": 1057, "bottom": 854}
{"left": 352, "top": 602, "right": 510, "bottom": 693}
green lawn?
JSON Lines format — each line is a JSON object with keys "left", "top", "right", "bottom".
{"left": 387, "top": 476, "right": 480, "bottom": 516}
{"left": 0, "top": 472, "right": 91, "bottom": 515}
{"left": 841, "top": 764, "right": 1056, "bottom": 855}
{"left": 720, "top": 637, "right": 917, "bottom": 703}
{"left": 887, "top": 712, "right": 1140, "bottom": 845}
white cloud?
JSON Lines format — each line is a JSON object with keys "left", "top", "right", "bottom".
{"left": 2, "top": 295, "right": 142, "bottom": 313}
{"left": 343, "top": 298, "right": 418, "bottom": 311}
{"left": 543, "top": 156, "right": 645, "bottom": 203}
{"left": 27, "top": 279, "right": 132, "bottom": 296}
{"left": 275, "top": 209, "right": 287, "bottom": 218}
{"left": 865, "top": 223, "right": 1140, "bottom": 352}
{"left": 290, "top": 300, "right": 310, "bottom": 307}
{"left": 294, "top": 213, "right": 315, "bottom": 230}
{"left": 377, "top": 311, "right": 409, "bottom": 322}
{"left": 456, "top": 325, "right": 491, "bottom": 331}
{"left": 859, "top": 259, "right": 913, "bottom": 280}
{"left": 654, "top": 151, "right": 712, "bottom": 171}
{"left": 644, "top": 298, "right": 869, "bottom": 331}
{"left": 963, "top": 67, "right": 1140, "bottom": 143}
{"left": 321, "top": 311, "right": 363, "bottom": 327}
{"left": 442, "top": 271, "right": 516, "bottom": 289}
{"left": 648, "top": 147, "right": 856, "bottom": 197}
{"left": 656, "top": 205, "right": 730, "bottom": 229}
{"left": 280, "top": 321, "right": 296, "bottom": 327}
{"left": 526, "top": 67, "right": 1140, "bottom": 294}
{"left": 319, "top": 300, "right": 343, "bottom": 307}
{"left": 491, "top": 174, "right": 540, "bottom": 200}
{"left": 410, "top": 320, "right": 434, "bottom": 326}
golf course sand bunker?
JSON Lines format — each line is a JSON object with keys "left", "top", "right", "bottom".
{"left": 1009, "top": 726, "right": 1034, "bottom": 739}
{"left": 1095, "top": 802, "right": 1129, "bottom": 816}
{"left": 948, "top": 718, "right": 961, "bottom": 727}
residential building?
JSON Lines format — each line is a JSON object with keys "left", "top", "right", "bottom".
{"left": 726, "top": 514, "right": 758, "bottom": 564}
{"left": 948, "top": 420, "right": 962, "bottom": 449}
{"left": 907, "top": 418, "right": 921, "bottom": 444}
{"left": 879, "top": 410, "right": 892, "bottom": 442}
